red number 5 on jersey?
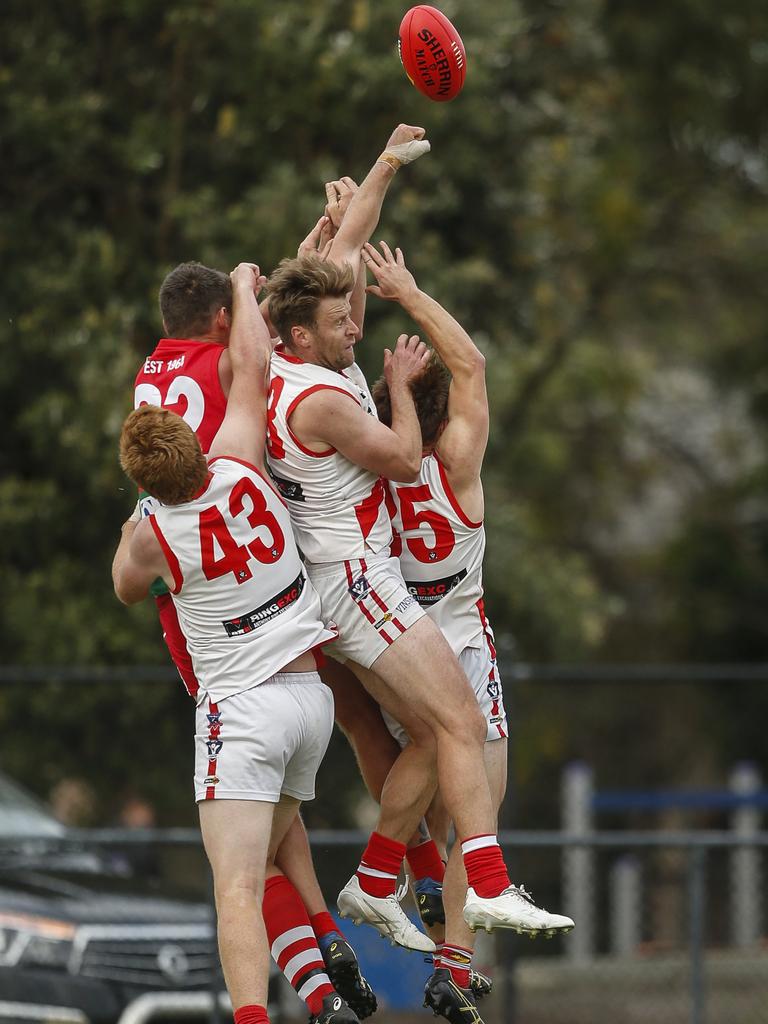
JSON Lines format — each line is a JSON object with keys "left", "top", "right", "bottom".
{"left": 199, "top": 477, "right": 286, "bottom": 584}
{"left": 396, "top": 483, "right": 456, "bottom": 563}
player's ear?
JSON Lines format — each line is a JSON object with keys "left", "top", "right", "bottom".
{"left": 215, "top": 306, "right": 231, "bottom": 331}
{"left": 290, "top": 324, "right": 309, "bottom": 350}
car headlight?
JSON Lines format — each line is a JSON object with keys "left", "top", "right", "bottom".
{"left": 0, "top": 912, "right": 75, "bottom": 969}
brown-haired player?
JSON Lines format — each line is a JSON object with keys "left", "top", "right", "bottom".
{"left": 363, "top": 241, "right": 573, "bottom": 1024}
{"left": 113, "top": 263, "right": 359, "bottom": 1024}
{"left": 264, "top": 144, "right": 575, "bottom": 960}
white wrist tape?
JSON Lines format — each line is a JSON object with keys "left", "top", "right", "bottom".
{"left": 379, "top": 139, "right": 431, "bottom": 169}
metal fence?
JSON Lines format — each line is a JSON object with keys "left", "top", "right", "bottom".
{"left": 2, "top": 827, "right": 766, "bottom": 1024}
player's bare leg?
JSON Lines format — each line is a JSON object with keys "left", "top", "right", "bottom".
{"left": 271, "top": 815, "right": 377, "bottom": 1019}
{"left": 320, "top": 658, "right": 402, "bottom": 802}
{"left": 336, "top": 662, "right": 439, "bottom": 952}
{"left": 422, "top": 741, "right": 506, "bottom": 1024}
{"left": 199, "top": 798, "right": 277, "bottom": 1011}
{"left": 347, "top": 616, "right": 574, "bottom": 938}
{"left": 365, "top": 615, "right": 494, "bottom": 837}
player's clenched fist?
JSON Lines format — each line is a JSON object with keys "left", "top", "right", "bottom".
{"left": 383, "top": 333, "right": 429, "bottom": 389}
{"left": 230, "top": 262, "right": 266, "bottom": 293}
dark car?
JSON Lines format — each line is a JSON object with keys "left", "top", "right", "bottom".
{"left": 0, "top": 771, "right": 228, "bottom": 1024}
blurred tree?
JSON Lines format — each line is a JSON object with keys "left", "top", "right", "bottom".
{"left": 1, "top": 0, "right": 767, "bottom": 825}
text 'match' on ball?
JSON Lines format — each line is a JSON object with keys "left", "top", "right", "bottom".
{"left": 398, "top": 6, "right": 466, "bottom": 102}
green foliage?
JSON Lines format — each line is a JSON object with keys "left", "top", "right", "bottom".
{"left": 2, "top": 0, "right": 767, "bottom": 823}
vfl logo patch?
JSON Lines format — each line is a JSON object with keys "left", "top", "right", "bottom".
{"left": 206, "top": 739, "right": 223, "bottom": 758}
{"left": 487, "top": 679, "right": 500, "bottom": 700}
{"left": 348, "top": 574, "right": 371, "bottom": 602}
{"left": 207, "top": 712, "right": 221, "bottom": 725}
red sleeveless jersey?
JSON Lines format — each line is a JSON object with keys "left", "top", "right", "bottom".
{"left": 133, "top": 338, "right": 228, "bottom": 453}
{"left": 133, "top": 337, "right": 228, "bottom": 698}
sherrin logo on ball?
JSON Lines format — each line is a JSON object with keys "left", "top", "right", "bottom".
{"left": 398, "top": 5, "right": 466, "bottom": 102}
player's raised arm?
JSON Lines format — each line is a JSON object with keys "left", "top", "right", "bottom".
{"left": 327, "top": 124, "right": 430, "bottom": 272}
{"left": 208, "top": 262, "right": 271, "bottom": 466}
{"left": 363, "top": 240, "right": 489, "bottom": 481}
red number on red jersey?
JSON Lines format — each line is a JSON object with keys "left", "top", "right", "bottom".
{"left": 199, "top": 477, "right": 285, "bottom": 584}
{"left": 395, "top": 483, "right": 455, "bottom": 564}
{"left": 267, "top": 376, "right": 286, "bottom": 460}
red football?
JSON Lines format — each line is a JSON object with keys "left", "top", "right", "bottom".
{"left": 398, "top": 6, "right": 466, "bottom": 102}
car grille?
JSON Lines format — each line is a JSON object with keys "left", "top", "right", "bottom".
{"left": 71, "top": 924, "right": 219, "bottom": 989}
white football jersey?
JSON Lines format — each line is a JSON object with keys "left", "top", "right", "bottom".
{"left": 150, "top": 456, "right": 337, "bottom": 704}
{"left": 266, "top": 345, "right": 392, "bottom": 564}
{"left": 388, "top": 452, "right": 490, "bottom": 655}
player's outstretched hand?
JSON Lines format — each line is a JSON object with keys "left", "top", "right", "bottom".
{"left": 325, "top": 177, "right": 358, "bottom": 230}
{"left": 230, "top": 262, "right": 267, "bottom": 293}
{"left": 298, "top": 216, "right": 334, "bottom": 261}
{"left": 363, "top": 241, "right": 418, "bottom": 304}
{"left": 384, "top": 333, "right": 429, "bottom": 389}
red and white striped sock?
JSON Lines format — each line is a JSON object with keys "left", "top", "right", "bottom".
{"left": 234, "top": 1006, "right": 269, "bottom": 1024}
{"left": 263, "top": 875, "right": 334, "bottom": 1015}
{"left": 461, "top": 834, "right": 511, "bottom": 898}
{"left": 355, "top": 832, "right": 405, "bottom": 898}
{"left": 406, "top": 839, "right": 446, "bottom": 883}
{"left": 441, "top": 944, "right": 473, "bottom": 989}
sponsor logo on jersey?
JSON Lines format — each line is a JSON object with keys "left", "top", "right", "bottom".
{"left": 348, "top": 574, "right": 371, "bottom": 602}
{"left": 373, "top": 611, "right": 393, "bottom": 630}
{"left": 204, "top": 775, "right": 219, "bottom": 785}
{"left": 396, "top": 595, "right": 417, "bottom": 614}
{"left": 206, "top": 739, "right": 223, "bottom": 758}
{"left": 268, "top": 468, "right": 306, "bottom": 503}
{"left": 405, "top": 568, "right": 468, "bottom": 606}
{"left": 222, "top": 572, "right": 305, "bottom": 636}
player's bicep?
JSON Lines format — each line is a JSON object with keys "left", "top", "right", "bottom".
{"left": 308, "top": 394, "right": 410, "bottom": 479}
{"left": 114, "top": 524, "right": 169, "bottom": 605}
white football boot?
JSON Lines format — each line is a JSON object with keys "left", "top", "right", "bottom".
{"left": 463, "top": 884, "right": 575, "bottom": 937}
{"left": 337, "top": 875, "right": 436, "bottom": 953}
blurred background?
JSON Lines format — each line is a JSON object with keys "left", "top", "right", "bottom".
{"left": 1, "top": 1, "right": 768, "bottom": 1022}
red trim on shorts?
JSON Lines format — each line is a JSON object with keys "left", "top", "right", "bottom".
{"left": 148, "top": 516, "right": 184, "bottom": 594}
{"left": 359, "top": 558, "right": 406, "bottom": 636}
{"left": 435, "top": 454, "right": 483, "bottom": 529}
{"left": 344, "top": 559, "right": 394, "bottom": 645}
{"left": 285, "top": 386, "right": 361, "bottom": 458}
{"left": 205, "top": 699, "right": 221, "bottom": 800}
{"left": 476, "top": 598, "right": 497, "bottom": 660}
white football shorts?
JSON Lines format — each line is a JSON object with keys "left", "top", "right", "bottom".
{"left": 194, "top": 672, "right": 334, "bottom": 803}
{"left": 306, "top": 555, "right": 425, "bottom": 669}
{"left": 383, "top": 643, "right": 507, "bottom": 746}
